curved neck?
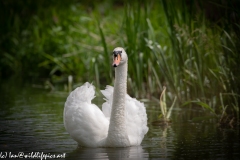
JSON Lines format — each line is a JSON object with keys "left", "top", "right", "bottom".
{"left": 106, "top": 61, "right": 130, "bottom": 146}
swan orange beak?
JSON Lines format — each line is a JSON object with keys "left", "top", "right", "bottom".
{"left": 112, "top": 54, "right": 121, "bottom": 67}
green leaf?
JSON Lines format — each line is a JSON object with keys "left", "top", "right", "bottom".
{"left": 182, "top": 100, "right": 215, "bottom": 114}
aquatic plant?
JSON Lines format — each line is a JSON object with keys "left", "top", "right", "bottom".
{"left": 0, "top": 0, "right": 239, "bottom": 125}
{"left": 154, "top": 86, "right": 177, "bottom": 125}
{"left": 160, "top": 87, "right": 177, "bottom": 121}
{"left": 120, "top": 0, "right": 239, "bottom": 126}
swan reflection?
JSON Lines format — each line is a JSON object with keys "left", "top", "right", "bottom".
{"left": 66, "top": 146, "right": 149, "bottom": 160}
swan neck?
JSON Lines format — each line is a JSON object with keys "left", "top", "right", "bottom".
{"left": 112, "top": 61, "right": 128, "bottom": 116}
{"left": 106, "top": 61, "right": 129, "bottom": 146}
{"left": 115, "top": 62, "right": 128, "bottom": 91}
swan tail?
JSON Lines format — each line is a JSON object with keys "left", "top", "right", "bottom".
{"left": 64, "top": 82, "right": 109, "bottom": 147}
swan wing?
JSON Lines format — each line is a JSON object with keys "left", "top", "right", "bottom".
{"left": 64, "top": 82, "right": 109, "bottom": 147}
{"left": 101, "top": 86, "right": 149, "bottom": 146}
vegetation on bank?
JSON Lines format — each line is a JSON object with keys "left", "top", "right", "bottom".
{"left": 0, "top": 0, "right": 239, "bottom": 126}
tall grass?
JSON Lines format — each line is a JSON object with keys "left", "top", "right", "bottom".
{"left": 118, "top": 1, "right": 239, "bottom": 124}
{"left": 0, "top": 1, "right": 239, "bottom": 124}
{"left": 120, "top": 1, "right": 222, "bottom": 101}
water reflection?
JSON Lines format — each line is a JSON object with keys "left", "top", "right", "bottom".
{"left": 0, "top": 81, "right": 239, "bottom": 159}
{"left": 66, "top": 146, "right": 148, "bottom": 160}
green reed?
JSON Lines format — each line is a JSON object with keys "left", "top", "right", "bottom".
{"left": 118, "top": 1, "right": 239, "bottom": 123}
{"left": 1, "top": 1, "right": 238, "bottom": 123}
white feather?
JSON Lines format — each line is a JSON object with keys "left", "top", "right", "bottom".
{"left": 101, "top": 86, "right": 148, "bottom": 145}
{"left": 64, "top": 47, "right": 148, "bottom": 147}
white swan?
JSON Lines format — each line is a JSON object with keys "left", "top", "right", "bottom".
{"left": 64, "top": 47, "right": 148, "bottom": 147}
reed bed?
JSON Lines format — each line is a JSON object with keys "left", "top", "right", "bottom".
{"left": 0, "top": 0, "right": 239, "bottom": 124}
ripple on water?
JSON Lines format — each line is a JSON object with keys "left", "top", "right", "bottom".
{"left": 0, "top": 87, "right": 239, "bottom": 159}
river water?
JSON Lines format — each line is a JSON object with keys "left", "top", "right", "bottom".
{"left": 0, "top": 82, "right": 239, "bottom": 159}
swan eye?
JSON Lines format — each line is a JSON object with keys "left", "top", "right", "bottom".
{"left": 113, "top": 51, "right": 122, "bottom": 58}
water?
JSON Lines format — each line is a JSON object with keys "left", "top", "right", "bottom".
{"left": 0, "top": 82, "right": 239, "bottom": 159}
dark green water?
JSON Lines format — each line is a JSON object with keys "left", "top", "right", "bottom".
{"left": 0, "top": 81, "right": 239, "bottom": 160}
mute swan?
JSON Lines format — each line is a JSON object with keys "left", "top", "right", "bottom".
{"left": 64, "top": 47, "right": 148, "bottom": 147}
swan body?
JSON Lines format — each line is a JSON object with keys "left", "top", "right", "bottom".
{"left": 64, "top": 47, "right": 148, "bottom": 147}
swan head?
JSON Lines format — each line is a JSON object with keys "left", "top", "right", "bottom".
{"left": 112, "top": 47, "right": 128, "bottom": 67}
